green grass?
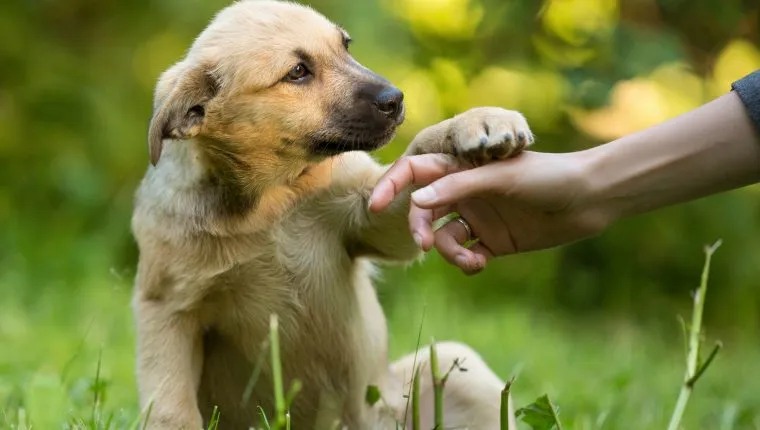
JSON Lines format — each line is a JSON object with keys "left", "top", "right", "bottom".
{"left": 2, "top": 253, "right": 759, "bottom": 429}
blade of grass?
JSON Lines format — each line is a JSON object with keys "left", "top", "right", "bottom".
{"left": 258, "top": 405, "right": 271, "bottom": 430}
{"left": 428, "top": 340, "right": 467, "bottom": 430}
{"left": 270, "top": 314, "right": 286, "bottom": 430}
{"left": 402, "top": 305, "right": 426, "bottom": 428}
{"left": 241, "top": 338, "right": 270, "bottom": 407}
{"left": 17, "top": 408, "right": 28, "bottom": 430}
{"left": 687, "top": 341, "right": 722, "bottom": 387}
{"left": 206, "top": 406, "right": 221, "bottom": 430}
{"left": 90, "top": 348, "right": 103, "bottom": 428}
{"left": 104, "top": 412, "right": 114, "bottom": 430}
{"left": 285, "top": 380, "right": 302, "bottom": 411}
{"left": 411, "top": 366, "right": 421, "bottom": 430}
{"left": 140, "top": 401, "right": 153, "bottom": 430}
{"left": 666, "top": 240, "right": 722, "bottom": 430}
{"left": 500, "top": 376, "right": 517, "bottom": 430}
{"left": 429, "top": 339, "right": 443, "bottom": 430}
{"left": 61, "top": 319, "right": 95, "bottom": 384}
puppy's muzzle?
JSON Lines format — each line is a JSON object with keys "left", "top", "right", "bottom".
{"left": 309, "top": 81, "right": 405, "bottom": 156}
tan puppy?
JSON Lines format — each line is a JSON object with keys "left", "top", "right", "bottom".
{"left": 131, "top": 1, "right": 533, "bottom": 428}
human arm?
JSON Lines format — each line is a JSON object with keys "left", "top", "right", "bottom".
{"left": 584, "top": 88, "right": 760, "bottom": 220}
{"left": 369, "top": 85, "right": 760, "bottom": 274}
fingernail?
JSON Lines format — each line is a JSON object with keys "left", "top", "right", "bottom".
{"left": 413, "top": 233, "right": 423, "bottom": 249}
{"left": 411, "top": 186, "right": 437, "bottom": 205}
{"left": 455, "top": 254, "right": 468, "bottom": 267}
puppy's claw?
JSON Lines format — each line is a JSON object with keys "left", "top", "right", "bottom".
{"left": 486, "top": 144, "right": 509, "bottom": 159}
{"left": 517, "top": 131, "right": 525, "bottom": 142}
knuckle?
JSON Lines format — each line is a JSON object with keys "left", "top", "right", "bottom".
{"left": 397, "top": 155, "right": 414, "bottom": 166}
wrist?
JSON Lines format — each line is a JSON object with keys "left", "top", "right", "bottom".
{"left": 572, "top": 146, "right": 624, "bottom": 231}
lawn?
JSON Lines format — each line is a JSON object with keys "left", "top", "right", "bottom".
{"left": 1, "top": 250, "right": 759, "bottom": 429}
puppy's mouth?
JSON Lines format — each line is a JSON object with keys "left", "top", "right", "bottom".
{"left": 308, "top": 127, "right": 398, "bottom": 156}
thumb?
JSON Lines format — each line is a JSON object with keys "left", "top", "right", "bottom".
{"left": 410, "top": 163, "right": 505, "bottom": 208}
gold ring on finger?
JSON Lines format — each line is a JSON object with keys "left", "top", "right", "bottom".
{"left": 455, "top": 217, "right": 476, "bottom": 242}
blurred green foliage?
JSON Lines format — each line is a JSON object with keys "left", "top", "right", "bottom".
{"left": 2, "top": 0, "right": 760, "bottom": 427}
{"left": 3, "top": 0, "right": 759, "bottom": 327}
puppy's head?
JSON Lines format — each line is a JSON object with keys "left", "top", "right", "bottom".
{"left": 148, "top": 0, "right": 404, "bottom": 169}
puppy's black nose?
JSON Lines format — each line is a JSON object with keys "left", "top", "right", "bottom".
{"left": 374, "top": 86, "right": 404, "bottom": 120}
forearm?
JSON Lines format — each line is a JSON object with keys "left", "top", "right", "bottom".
{"left": 583, "top": 91, "right": 760, "bottom": 222}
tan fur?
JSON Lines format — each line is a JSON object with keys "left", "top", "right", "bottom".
{"left": 132, "top": 1, "right": 531, "bottom": 428}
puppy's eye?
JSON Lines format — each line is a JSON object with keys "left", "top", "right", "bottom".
{"left": 286, "top": 63, "right": 311, "bottom": 82}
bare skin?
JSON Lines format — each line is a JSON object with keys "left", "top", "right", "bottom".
{"left": 369, "top": 91, "right": 760, "bottom": 274}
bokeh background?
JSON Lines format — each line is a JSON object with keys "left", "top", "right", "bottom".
{"left": 2, "top": 0, "right": 760, "bottom": 428}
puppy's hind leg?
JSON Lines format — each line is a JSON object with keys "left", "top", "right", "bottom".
{"left": 388, "top": 342, "right": 506, "bottom": 430}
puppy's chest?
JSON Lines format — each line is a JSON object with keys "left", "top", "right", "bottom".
{"left": 200, "top": 224, "right": 358, "bottom": 342}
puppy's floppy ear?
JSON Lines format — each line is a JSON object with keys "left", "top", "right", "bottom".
{"left": 148, "top": 62, "right": 219, "bottom": 165}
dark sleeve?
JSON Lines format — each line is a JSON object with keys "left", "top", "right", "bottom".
{"left": 732, "top": 70, "right": 760, "bottom": 132}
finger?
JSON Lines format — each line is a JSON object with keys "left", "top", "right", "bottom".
{"left": 410, "top": 161, "right": 509, "bottom": 209}
{"left": 461, "top": 242, "right": 494, "bottom": 275}
{"left": 409, "top": 204, "right": 433, "bottom": 251}
{"left": 368, "top": 154, "right": 462, "bottom": 213}
{"left": 446, "top": 241, "right": 493, "bottom": 276}
{"left": 410, "top": 205, "right": 454, "bottom": 251}
{"left": 434, "top": 218, "right": 481, "bottom": 270}
{"left": 433, "top": 217, "right": 497, "bottom": 274}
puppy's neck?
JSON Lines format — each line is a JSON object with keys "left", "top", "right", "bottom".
{"left": 135, "top": 137, "right": 331, "bottom": 238}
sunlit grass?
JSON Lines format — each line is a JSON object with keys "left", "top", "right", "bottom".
{"left": 1, "top": 250, "right": 759, "bottom": 429}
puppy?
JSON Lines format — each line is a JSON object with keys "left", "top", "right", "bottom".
{"left": 131, "top": 1, "right": 533, "bottom": 428}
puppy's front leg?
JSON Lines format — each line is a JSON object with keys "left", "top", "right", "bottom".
{"left": 134, "top": 297, "right": 203, "bottom": 430}
{"left": 326, "top": 152, "right": 421, "bottom": 261}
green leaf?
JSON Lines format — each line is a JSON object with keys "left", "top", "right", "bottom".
{"left": 365, "top": 385, "right": 382, "bottom": 407}
{"left": 516, "top": 394, "right": 563, "bottom": 430}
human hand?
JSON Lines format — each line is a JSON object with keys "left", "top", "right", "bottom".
{"left": 369, "top": 151, "right": 610, "bottom": 274}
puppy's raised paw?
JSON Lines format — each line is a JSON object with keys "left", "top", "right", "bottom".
{"left": 446, "top": 107, "right": 533, "bottom": 166}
